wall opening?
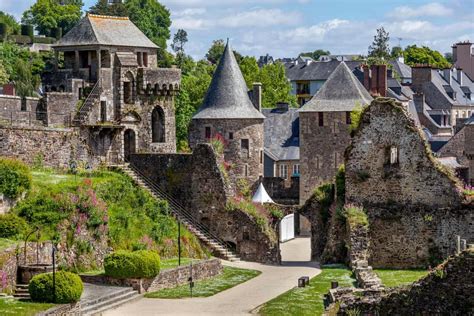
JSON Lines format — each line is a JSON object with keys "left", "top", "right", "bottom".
{"left": 279, "top": 213, "right": 312, "bottom": 264}
{"left": 124, "top": 129, "right": 136, "bottom": 162}
{"left": 151, "top": 106, "right": 165, "bottom": 143}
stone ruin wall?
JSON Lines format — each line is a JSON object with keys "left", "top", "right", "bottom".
{"left": 346, "top": 98, "right": 463, "bottom": 209}
{"left": 129, "top": 144, "right": 278, "bottom": 263}
{"left": 329, "top": 250, "right": 474, "bottom": 315}
{"left": 344, "top": 98, "right": 472, "bottom": 268}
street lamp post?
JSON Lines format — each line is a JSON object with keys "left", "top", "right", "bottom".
{"left": 52, "top": 244, "right": 57, "bottom": 303}
{"left": 178, "top": 221, "right": 181, "bottom": 266}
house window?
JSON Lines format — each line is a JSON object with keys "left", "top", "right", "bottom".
{"left": 260, "top": 150, "right": 263, "bottom": 164}
{"left": 279, "top": 164, "right": 288, "bottom": 180}
{"left": 152, "top": 107, "right": 165, "bottom": 143}
{"left": 389, "top": 146, "right": 399, "bottom": 165}
{"left": 137, "top": 52, "right": 142, "bottom": 66}
{"left": 293, "top": 164, "right": 300, "bottom": 176}
{"left": 229, "top": 132, "right": 234, "bottom": 140}
{"left": 244, "top": 164, "right": 249, "bottom": 177}
{"left": 21, "top": 97, "right": 27, "bottom": 111}
{"left": 346, "top": 111, "right": 351, "bottom": 124}
{"left": 205, "top": 127, "right": 211, "bottom": 139}
{"left": 318, "top": 112, "right": 324, "bottom": 126}
{"left": 143, "top": 52, "right": 148, "bottom": 67}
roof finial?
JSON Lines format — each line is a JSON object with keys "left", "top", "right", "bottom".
{"left": 226, "top": 37, "right": 229, "bottom": 45}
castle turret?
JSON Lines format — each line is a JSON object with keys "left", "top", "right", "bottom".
{"left": 189, "top": 41, "right": 265, "bottom": 187}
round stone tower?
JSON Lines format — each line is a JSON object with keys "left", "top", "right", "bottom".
{"left": 189, "top": 41, "right": 265, "bottom": 188}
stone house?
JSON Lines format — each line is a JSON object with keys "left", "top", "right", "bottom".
{"left": 0, "top": 14, "right": 180, "bottom": 167}
{"left": 189, "top": 42, "right": 265, "bottom": 189}
{"left": 298, "top": 62, "right": 372, "bottom": 204}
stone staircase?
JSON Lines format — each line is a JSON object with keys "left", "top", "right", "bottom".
{"left": 73, "top": 79, "right": 102, "bottom": 126}
{"left": 81, "top": 287, "right": 140, "bottom": 316}
{"left": 117, "top": 164, "right": 240, "bottom": 262}
{"left": 13, "top": 284, "right": 30, "bottom": 299}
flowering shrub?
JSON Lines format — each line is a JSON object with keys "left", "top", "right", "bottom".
{"left": 463, "top": 185, "right": 473, "bottom": 197}
{"left": 210, "top": 133, "right": 226, "bottom": 155}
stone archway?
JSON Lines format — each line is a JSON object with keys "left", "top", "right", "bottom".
{"left": 124, "top": 129, "right": 136, "bottom": 162}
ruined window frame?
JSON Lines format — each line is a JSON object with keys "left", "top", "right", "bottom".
{"left": 205, "top": 126, "right": 211, "bottom": 139}
{"left": 151, "top": 106, "right": 166, "bottom": 143}
{"left": 318, "top": 112, "right": 324, "bottom": 127}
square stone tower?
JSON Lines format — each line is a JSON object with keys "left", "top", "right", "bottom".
{"left": 298, "top": 62, "right": 372, "bottom": 204}
{"left": 189, "top": 41, "right": 265, "bottom": 188}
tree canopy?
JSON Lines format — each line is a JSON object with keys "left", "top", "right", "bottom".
{"left": 205, "top": 39, "right": 243, "bottom": 65}
{"left": 299, "top": 49, "right": 331, "bottom": 61}
{"left": 88, "top": 0, "right": 127, "bottom": 16}
{"left": 0, "top": 11, "right": 20, "bottom": 36}
{"left": 125, "top": 0, "right": 171, "bottom": 49}
{"left": 171, "top": 29, "right": 188, "bottom": 69}
{"left": 368, "top": 27, "right": 390, "bottom": 59}
{"left": 404, "top": 45, "right": 451, "bottom": 68}
{"left": 22, "top": 0, "right": 83, "bottom": 37}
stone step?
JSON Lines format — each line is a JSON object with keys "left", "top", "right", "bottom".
{"left": 81, "top": 289, "right": 139, "bottom": 315}
{"left": 15, "top": 284, "right": 28, "bottom": 289}
{"left": 80, "top": 287, "right": 133, "bottom": 309}
{"left": 83, "top": 292, "right": 141, "bottom": 316}
{"left": 13, "top": 293, "right": 30, "bottom": 298}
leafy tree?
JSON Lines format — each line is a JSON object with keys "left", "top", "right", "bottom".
{"left": 239, "top": 56, "right": 259, "bottom": 88}
{"left": 0, "top": 11, "right": 20, "bottom": 36}
{"left": 258, "top": 62, "right": 296, "bottom": 108}
{"left": 171, "top": 29, "right": 188, "bottom": 69}
{"left": 391, "top": 46, "right": 403, "bottom": 59}
{"left": 404, "top": 45, "right": 451, "bottom": 68}
{"left": 12, "top": 60, "right": 40, "bottom": 97}
{"left": 0, "top": 61, "right": 8, "bottom": 85}
{"left": 444, "top": 52, "right": 453, "bottom": 64}
{"left": 299, "top": 49, "right": 330, "bottom": 61}
{"left": 368, "top": 27, "right": 390, "bottom": 59}
{"left": 88, "top": 0, "right": 128, "bottom": 16}
{"left": 22, "top": 0, "right": 83, "bottom": 37}
{"left": 125, "top": 0, "right": 171, "bottom": 49}
{"left": 206, "top": 39, "right": 242, "bottom": 64}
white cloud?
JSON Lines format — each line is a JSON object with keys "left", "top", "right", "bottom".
{"left": 388, "top": 2, "right": 454, "bottom": 19}
{"left": 173, "top": 8, "right": 206, "bottom": 17}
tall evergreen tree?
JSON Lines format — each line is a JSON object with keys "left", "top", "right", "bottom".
{"left": 368, "top": 27, "right": 390, "bottom": 59}
{"left": 171, "top": 29, "right": 188, "bottom": 69}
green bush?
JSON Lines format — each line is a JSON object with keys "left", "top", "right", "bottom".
{"left": 0, "top": 157, "right": 32, "bottom": 199}
{"left": 104, "top": 250, "right": 161, "bottom": 279}
{"left": 29, "top": 271, "right": 83, "bottom": 303}
{"left": 0, "top": 213, "right": 28, "bottom": 238}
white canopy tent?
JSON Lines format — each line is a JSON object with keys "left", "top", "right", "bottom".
{"left": 252, "top": 183, "right": 274, "bottom": 204}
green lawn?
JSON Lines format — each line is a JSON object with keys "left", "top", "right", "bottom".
{"left": 374, "top": 269, "right": 428, "bottom": 287}
{"left": 160, "top": 257, "right": 193, "bottom": 270}
{"left": 144, "top": 266, "right": 261, "bottom": 299}
{"left": 259, "top": 265, "right": 355, "bottom": 316}
{"left": 0, "top": 298, "right": 54, "bottom": 316}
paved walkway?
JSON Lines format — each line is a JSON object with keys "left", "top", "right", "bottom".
{"left": 105, "top": 237, "right": 320, "bottom": 316}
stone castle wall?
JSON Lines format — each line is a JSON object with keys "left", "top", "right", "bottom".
{"left": 0, "top": 95, "right": 42, "bottom": 126}
{"left": 299, "top": 111, "right": 351, "bottom": 204}
{"left": 189, "top": 118, "right": 264, "bottom": 188}
{"left": 346, "top": 98, "right": 463, "bottom": 209}
{"left": 367, "top": 206, "right": 473, "bottom": 268}
{"left": 129, "top": 145, "right": 278, "bottom": 263}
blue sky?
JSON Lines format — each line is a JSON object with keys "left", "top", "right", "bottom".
{"left": 1, "top": 0, "right": 473, "bottom": 59}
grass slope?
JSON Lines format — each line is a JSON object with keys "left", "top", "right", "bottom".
{"left": 374, "top": 269, "right": 428, "bottom": 287}
{"left": 145, "top": 266, "right": 261, "bottom": 299}
{"left": 259, "top": 265, "right": 355, "bottom": 316}
{"left": 0, "top": 298, "right": 54, "bottom": 316}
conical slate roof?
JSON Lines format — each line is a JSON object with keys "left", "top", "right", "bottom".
{"left": 193, "top": 42, "right": 265, "bottom": 119}
{"left": 54, "top": 14, "right": 158, "bottom": 49}
{"left": 299, "top": 62, "right": 372, "bottom": 112}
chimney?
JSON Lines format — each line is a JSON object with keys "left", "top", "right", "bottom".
{"left": 443, "top": 68, "right": 452, "bottom": 85}
{"left": 457, "top": 68, "right": 463, "bottom": 86}
{"left": 363, "top": 65, "right": 370, "bottom": 92}
{"left": 376, "top": 64, "right": 387, "bottom": 97}
{"left": 413, "top": 92, "right": 425, "bottom": 113}
{"left": 252, "top": 82, "right": 262, "bottom": 112}
{"left": 411, "top": 65, "right": 432, "bottom": 93}
{"left": 276, "top": 102, "right": 289, "bottom": 112}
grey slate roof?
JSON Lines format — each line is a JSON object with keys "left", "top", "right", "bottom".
{"left": 389, "top": 60, "right": 412, "bottom": 79}
{"left": 54, "top": 14, "right": 158, "bottom": 49}
{"left": 262, "top": 108, "right": 299, "bottom": 161}
{"left": 284, "top": 60, "right": 362, "bottom": 81}
{"left": 299, "top": 62, "right": 373, "bottom": 112}
{"left": 193, "top": 42, "right": 265, "bottom": 120}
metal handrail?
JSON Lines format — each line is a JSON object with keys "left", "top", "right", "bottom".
{"left": 74, "top": 79, "right": 102, "bottom": 123}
